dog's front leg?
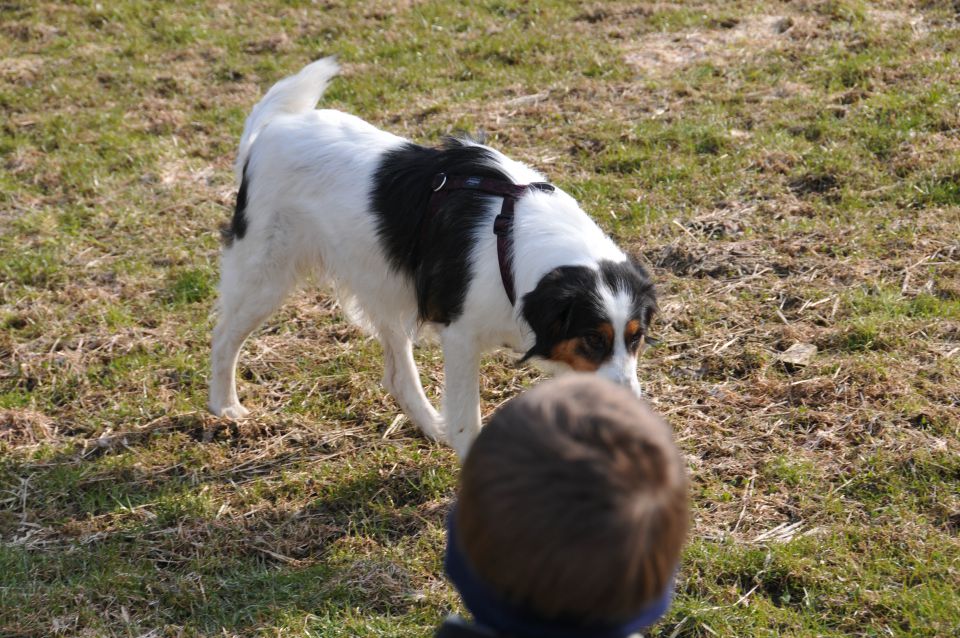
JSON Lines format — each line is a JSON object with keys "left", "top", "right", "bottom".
{"left": 378, "top": 327, "right": 444, "bottom": 442}
{"left": 440, "top": 330, "right": 482, "bottom": 460}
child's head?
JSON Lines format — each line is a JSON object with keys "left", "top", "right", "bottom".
{"left": 447, "top": 375, "right": 688, "bottom": 636}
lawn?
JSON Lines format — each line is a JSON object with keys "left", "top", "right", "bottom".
{"left": 1, "top": 1, "right": 958, "bottom": 636}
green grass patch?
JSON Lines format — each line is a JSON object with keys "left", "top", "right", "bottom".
{"left": 2, "top": 0, "right": 959, "bottom": 635}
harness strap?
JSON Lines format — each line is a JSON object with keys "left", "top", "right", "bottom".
{"left": 427, "top": 173, "right": 555, "bottom": 306}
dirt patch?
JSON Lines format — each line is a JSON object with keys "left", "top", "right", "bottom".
{"left": 0, "top": 21, "right": 59, "bottom": 43}
{"left": 623, "top": 8, "right": 929, "bottom": 77}
{"left": 645, "top": 239, "right": 782, "bottom": 279}
{"left": 363, "top": 0, "right": 428, "bottom": 19}
{"left": 0, "top": 409, "right": 55, "bottom": 445}
{"left": 243, "top": 32, "right": 292, "bottom": 55}
{"left": 575, "top": 4, "right": 659, "bottom": 24}
{"left": 681, "top": 204, "right": 753, "bottom": 240}
{"left": 868, "top": 9, "right": 927, "bottom": 35}
{"left": 0, "top": 55, "right": 44, "bottom": 84}
{"left": 625, "top": 15, "right": 808, "bottom": 76}
{"left": 134, "top": 97, "right": 189, "bottom": 136}
{"left": 788, "top": 171, "right": 840, "bottom": 197}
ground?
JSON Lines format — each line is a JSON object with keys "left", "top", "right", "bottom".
{"left": 1, "top": 1, "right": 958, "bottom": 636}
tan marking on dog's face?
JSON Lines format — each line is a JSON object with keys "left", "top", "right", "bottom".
{"left": 625, "top": 319, "right": 644, "bottom": 352}
{"left": 547, "top": 322, "right": 614, "bottom": 371}
{"left": 597, "top": 322, "right": 614, "bottom": 343}
{"left": 549, "top": 338, "right": 602, "bottom": 371}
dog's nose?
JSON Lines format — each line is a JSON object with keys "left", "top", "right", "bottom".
{"left": 597, "top": 367, "right": 642, "bottom": 397}
{"left": 615, "top": 374, "right": 642, "bottom": 397}
{"left": 615, "top": 378, "right": 642, "bottom": 397}
{"left": 624, "top": 378, "right": 642, "bottom": 397}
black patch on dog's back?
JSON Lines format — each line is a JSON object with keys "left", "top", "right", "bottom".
{"left": 371, "top": 138, "right": 512, "bottom": 324}
{"left": 221, "top": 160, "right": 250, "bottom": 247}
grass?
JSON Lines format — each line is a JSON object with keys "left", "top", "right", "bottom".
{"left": 1, "top": 0, "right": 959, "bottom": 636}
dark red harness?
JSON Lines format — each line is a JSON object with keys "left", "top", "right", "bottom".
{"left": 427, "top": 173, "right": 555, "bottom": 305}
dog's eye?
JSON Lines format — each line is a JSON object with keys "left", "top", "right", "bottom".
{"left": 582, "top": 332, "right": 607, "bottom": 354}
{"left": 628, "top": 331, "right": 644, "bottom": 352}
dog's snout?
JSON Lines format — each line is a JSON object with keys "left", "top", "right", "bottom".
{"left": 597, "top": 365, "right": 642, "bottom": 397}
{"left": 619, "top": 376, "right": 642, "bottom": 397}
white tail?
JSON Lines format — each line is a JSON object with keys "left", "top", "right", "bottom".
{"left": 235, "top": 56, "right": 341, "bottom": 182}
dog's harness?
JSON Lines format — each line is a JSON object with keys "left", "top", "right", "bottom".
{"left": 427, "top": 173, "right": 555, "bottom": 306}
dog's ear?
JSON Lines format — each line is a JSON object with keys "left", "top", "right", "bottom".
{"left": 520, "top": 303, "right": 575, "bottom": 362}
{"left": 641, "top": 303, "right": 660, "bottom": 348}
{"left": 621, "top": 251, "right": 656, "bottom": 323}
{"left": 519, "top": 266, "right": 595, "bottom": 362}
{"left": 626, "top": 250, "right": 653, "bottom": 282}
{"left": 644, "top": 303, "right": 657, "bottom": 328}
{"left": 443, "top": 130, "right": 487, "bottom": 147}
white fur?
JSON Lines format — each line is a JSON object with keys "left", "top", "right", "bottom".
{"left": 209, "top": 58, "right": 641, "bottom": 458}
{"left": 596, "top": 288, "right": 642, "bottom": 395}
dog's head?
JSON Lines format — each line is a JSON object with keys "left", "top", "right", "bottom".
{"left": 520, "top": 259, "right": 656, "bottom": 395}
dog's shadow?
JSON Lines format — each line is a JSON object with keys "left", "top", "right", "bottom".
{"left": 178, "top": 468, "right": 455, "bottom": 630}
{"left": 3, "top": 421, "right": 455, "bottom": 633}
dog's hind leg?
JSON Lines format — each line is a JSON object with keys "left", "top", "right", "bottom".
{"left": 439, "top": 329, "right": 482, "bottom": 460}
{"left": 209, "top": 247, "right": 299, "bottom": 419}
{"left": 379, "top": 326, "right": 444, "bottom": 442}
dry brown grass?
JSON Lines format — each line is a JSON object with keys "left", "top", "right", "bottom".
{"left": 1, "top": 0, "right": 958, "bottom": 636}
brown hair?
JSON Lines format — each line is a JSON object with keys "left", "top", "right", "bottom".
{"left": 456, "top": 375, "right": 689, "bottom": 624}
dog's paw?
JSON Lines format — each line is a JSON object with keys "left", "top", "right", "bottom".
{"left": 417, "top": 418, "right": 446, "bottom": 444}
{"left": 210, "top": 403, "right": 250, "bottom": 420}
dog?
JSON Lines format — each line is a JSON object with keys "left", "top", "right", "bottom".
{"left": 208, "top": 58, "right": 656, "bottom": 458}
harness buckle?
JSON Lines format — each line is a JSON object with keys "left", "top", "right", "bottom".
{"left": 529, "top": 182, "right": 555, "bottom": 193}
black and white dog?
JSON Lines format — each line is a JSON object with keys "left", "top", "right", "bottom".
{"left": 209, "top": 58, "right": 656, "bottom": 458}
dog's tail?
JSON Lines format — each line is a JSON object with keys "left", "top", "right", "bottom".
{"left": 235, "top": 56, "right": 340, "bottom": 182}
